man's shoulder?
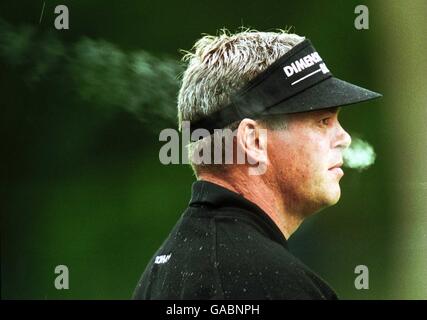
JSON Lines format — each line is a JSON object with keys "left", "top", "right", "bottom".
{"left": 133, "top": 206, "right": 337, "bottom": 299}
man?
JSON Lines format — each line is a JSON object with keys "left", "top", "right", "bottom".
{"left": 133, "top": 30, "right": 381, "bottom": 299}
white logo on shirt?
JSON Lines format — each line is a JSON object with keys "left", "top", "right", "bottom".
{"left": 155, "top": 253, "right": 172, "bottom": 264}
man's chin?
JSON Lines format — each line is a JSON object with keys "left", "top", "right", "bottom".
{"left": 327, "top": 186, "right": 341, "bottom": 205}
{"left": 318, "top": 184, "right": 341, "bottom": 208}
{"left": 303, "top": 190, "right": 341, "bottom": 216}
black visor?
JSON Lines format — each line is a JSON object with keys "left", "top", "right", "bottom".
{"left": 189, "top": 39, "right": 382, "bottom": 134}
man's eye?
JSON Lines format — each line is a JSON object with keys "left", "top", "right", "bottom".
{"left": 320, "top": 118, "right": 330, "bottom": 126}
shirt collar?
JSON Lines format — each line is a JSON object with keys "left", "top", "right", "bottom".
{"left": 189, "top": 179, "right": 288, "bottom": 248}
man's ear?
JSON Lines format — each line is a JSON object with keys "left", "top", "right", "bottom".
{"left": 236, "top": 118, "right": 269, "bottom": 172}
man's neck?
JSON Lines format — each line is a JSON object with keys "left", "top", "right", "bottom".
{"left": 198, "top": 172, "right": 303, "bottom": 239}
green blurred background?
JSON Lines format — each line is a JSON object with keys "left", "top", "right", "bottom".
{"left": 1, "top": 0, "right": 426, "bottom": 299}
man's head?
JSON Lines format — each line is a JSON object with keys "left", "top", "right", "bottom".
{"left": 177, "top": 29, "right": 379, "bottom": 220}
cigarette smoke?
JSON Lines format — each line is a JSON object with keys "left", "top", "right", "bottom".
{"left": 343, "top": 136, "right": 376, "bottom": 171}
{"left": 0, "top": 18, "right": 183, "bottom": 130}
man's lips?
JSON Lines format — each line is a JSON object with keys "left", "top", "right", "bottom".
{"left": 329, "top": 162, "right": 343, "bottom": 170}
{"left": 329, "top": 162, "right": 344, "bottom": 176}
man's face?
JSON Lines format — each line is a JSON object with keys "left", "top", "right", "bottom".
{"left": 267, "top": 107, "right": 351, "bottom": 216}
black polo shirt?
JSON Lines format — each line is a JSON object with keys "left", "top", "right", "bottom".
{"left": 132, "top": 180, "right": 338, "bottom": 300}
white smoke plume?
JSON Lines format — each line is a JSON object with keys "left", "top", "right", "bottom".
{"left": 0, "top": 18, "right": 183, "bottom": 130}
{"left": 343, "top": 136, "right": 376, "bottom": 171}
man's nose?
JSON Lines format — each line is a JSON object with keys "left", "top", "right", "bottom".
{"left": 335, "top": 123, "right": 352, "bottom": 150}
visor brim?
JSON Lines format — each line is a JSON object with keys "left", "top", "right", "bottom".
{"left": 260, "top": 77, "right": 382, "bottom": 116}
